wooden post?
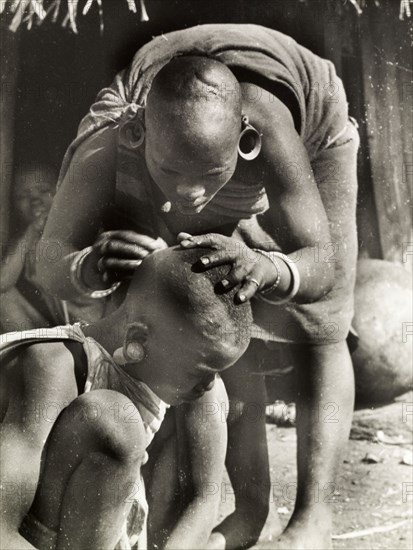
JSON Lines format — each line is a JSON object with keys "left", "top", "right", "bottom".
{"left": 0, "top": 23, "right": 20, "bottom": 244}
{"left": 323, "top": 6, "right": 384, "bottom": 261}
{"left": 359, "top": 1, "right": 413, "bottom": 267}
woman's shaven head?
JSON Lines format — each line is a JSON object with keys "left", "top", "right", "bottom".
{"left": 145, "top": 56, "right": 242, "bottom": 215}
{"left": 121, "top": 246, "right": 252, "bottom": 405}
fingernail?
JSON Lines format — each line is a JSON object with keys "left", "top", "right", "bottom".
{"left": 200, "top": 257, "right": 210, "bottom": 265}
{"left": 221, "top": 279, "right": 229, "bottom": 288}
{"left": 238, "top": 294, "right": 246, "bottom": 302}
{"left": 180, "top": 240, "right": 191, "bottom": 247}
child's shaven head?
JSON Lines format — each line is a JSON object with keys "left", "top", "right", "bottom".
{"left": 120, "top": 246, "right": 252, "bottom": 404}
{"left": 154, "top": 247, "right": 252, "bottom": 354}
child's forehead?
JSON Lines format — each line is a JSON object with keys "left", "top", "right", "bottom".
{"left": 14, "top": 166, "right": 56, "bottom": 189}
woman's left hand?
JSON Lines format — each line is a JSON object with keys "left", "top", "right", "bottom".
{"left": 178, "top": 232, "right": 276, "bottom": 303}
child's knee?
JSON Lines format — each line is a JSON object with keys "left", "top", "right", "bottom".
{"left": 63, "top": 390, "right": 147, "bottom": 464}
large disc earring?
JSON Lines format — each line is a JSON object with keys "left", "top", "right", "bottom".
{"left": 238, "top": 115, "right": 262, "bottom": 161}
{"left": 119, "top": 118, "right": 145, "bottom": 149}
{"left": 113, "top": 341, "right": 146, "bottom": 365}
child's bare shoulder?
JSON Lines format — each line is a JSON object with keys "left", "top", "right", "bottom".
{"left": 1, "top": 340, "right": 83, "bottom": 415}
{"left": 18, "top": 340, "right": 84, "bottom": 388}
{"left": 19, "top": 340, "right": 74, "bottom": 363}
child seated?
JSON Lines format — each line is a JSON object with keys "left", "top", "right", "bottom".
{"left": 0, "top": 246, "right": 252, "bottom": 549}
{"left": 0, "top": 163, "right": 60, "bottom": 332}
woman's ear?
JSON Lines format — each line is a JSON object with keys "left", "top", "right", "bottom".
{"left": 113, "top": 322, "right": 149, "bottom": 364}
{"left": 119, "top": 115, "right": 145, "bottom": 149}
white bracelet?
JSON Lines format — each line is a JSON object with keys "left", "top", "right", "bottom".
{"left": 253, "top": 249, "right": 281, "bottom": 294}
{"left": 70, "top": 246, "right": 121, "bottom": 299}
{"left": 255, "top": 250, "right": 300, "bottom": 305}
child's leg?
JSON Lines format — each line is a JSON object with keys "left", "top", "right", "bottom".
{"left": 145, "top": 415, "right": 179, "bottom": 549}
{"left": 272, "top": 341, "right": 354, "bottom": 550}
{"left": 22, "top": 390, "right": 147, "bottom": 550}
{"left": 215, "top": 341, "right": 271, "bottom": 549}
{"left": 146, "top": 379, "right": 229, "bottom": 549}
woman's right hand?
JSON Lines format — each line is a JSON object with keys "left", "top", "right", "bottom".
{"left": 83, "top": 230, "right": 168, "bottom": 287}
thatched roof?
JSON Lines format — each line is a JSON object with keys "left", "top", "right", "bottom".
{"left": 0, "top": 0, "right": 412, "bottom": 34}
{"left": 1, "top": 0, "right": 149, "bottom": 33}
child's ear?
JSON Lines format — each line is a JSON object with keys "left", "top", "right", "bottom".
{"left": 125, "top": 322, "right": 149, "bottom": 345}
{"left": 113, "top": 322, "right": 149, "bottom": 364}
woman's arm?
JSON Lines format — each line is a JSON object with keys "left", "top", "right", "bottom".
{"left": 178, "top": 95, "right": 335, "bottom": 305}
{"left": 164, "top": 377, "right": 228, "bottom": 549}
{"left": 256, "top": 93, "right": 335, "bottom": 302}
{"left": 37, "top": 126, "right": 118, "bottom": 300}
{"left": 38, "top": 125, "right": 167, "bottom": 301}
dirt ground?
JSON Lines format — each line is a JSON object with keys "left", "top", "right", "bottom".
{"left": 218, "top": 392, "right": 413, "bottom": 549}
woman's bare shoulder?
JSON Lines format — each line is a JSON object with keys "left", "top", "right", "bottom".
{"left": 72, "top": 125, "right": 118, "bottom": 171}
{"left": 56, "top": 124, "right": 118, "bottom": 209}
{"left": 240, "top": 82, "right": 295, "bottom": 134}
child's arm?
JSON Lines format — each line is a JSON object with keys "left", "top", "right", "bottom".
{"left": 164, "top": 377, "right": 228, "bottom": 550}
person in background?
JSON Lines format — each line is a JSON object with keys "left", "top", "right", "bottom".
{"left": 0, "top": 162, "right": 107, "bottom": 333}
{"left": 0, "top": 163, "right": 62, "bottom": 332}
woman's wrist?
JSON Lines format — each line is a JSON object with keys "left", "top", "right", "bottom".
{"left": 70, "top": 247, "right": 121, "bottom": 298}
{"left": 254, "top": 249, "right": 300, "bottom": 304}
{"left": 254, "top": 249, "right": 291, "bottom": 295}
{"left": 81, "top": 248, "right": 108, "bottom": 290}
